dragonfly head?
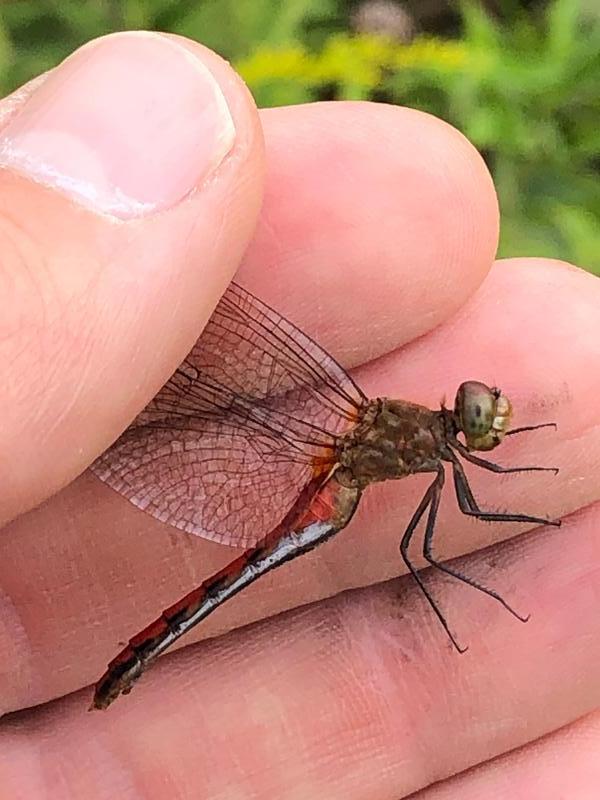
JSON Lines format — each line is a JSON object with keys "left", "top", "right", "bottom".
{"left": 454, "top": 381, "right": 512, "bottom": 452}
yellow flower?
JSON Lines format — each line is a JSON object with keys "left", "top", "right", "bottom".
{"left": 236, "top": 33, "right": 478, "bottom": 92}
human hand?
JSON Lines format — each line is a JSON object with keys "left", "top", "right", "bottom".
{"left": 1, "top": 32, "right": 599, "bottom": 798}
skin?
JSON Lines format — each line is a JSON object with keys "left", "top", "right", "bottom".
{"left": 1, "top": 33, "right": 600, "bottom": 799}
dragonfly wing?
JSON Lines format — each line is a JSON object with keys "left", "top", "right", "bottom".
{"left": 91, "top": 283, "right": 365, "bottom": 547}
{"left": 91, "top": 421, "right": 315, "bottom": 548}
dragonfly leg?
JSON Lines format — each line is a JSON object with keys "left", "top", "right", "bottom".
{"left": 450, "top": 451, "right": 560, "bottom": 528}
{"left": 423, "top": 465, "right": 529, "bottom": 623}
{"left": 453, "top": 440, "right": 559, "bottom": 477}
{"left": 399, "top": 468, "right": 466, "bottom": 653}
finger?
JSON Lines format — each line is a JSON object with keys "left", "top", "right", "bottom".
{"left": 353, "top": 256, "right": 600, "bottom": 559}
{"left": 2, "top": 502, "right": 599, "bottom": 799}
{"left": 0, "top": 32, "right": 264, "bottom": 525}
{"left": 2, "top": 257, "right": 598, "bottom": 711}
{"left": 411, "top": 711, "right": 600, "bottom": 799}
{"left": 243, "top": 101, "right": 499, "bottom": 363}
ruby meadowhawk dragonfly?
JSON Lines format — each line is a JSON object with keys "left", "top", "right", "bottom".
{"left": 91, "top": 282, "right": 559, "bottom": 710}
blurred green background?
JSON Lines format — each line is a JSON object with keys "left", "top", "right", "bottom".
{"left": 0, "top": 0, "right": 598, "bottom": 274}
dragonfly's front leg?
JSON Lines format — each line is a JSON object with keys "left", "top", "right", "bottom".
{"left": 449, "top": 450, "right": 560, "bottom": 528}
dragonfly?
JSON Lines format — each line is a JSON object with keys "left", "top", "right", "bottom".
{"left": 91, "top": 282, "right": 559, "bottom": 710}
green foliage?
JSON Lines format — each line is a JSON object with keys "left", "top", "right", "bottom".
{"left": 235, "top": 2, "right": 600, "bottom": 274}
{"left": 0, "top": 0, "right": 597, "bottom": 274}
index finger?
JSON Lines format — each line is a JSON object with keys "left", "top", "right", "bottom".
{"left": 242, "top": 101, "right": 499, "bottom": 364}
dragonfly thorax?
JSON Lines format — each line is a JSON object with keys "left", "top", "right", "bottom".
{"left": 335, "top": 397, "right": 447, "bottom": 489}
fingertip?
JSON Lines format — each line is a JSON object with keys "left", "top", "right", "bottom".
{"left": 243, "top": 102, "right": 499, "bottom": 361}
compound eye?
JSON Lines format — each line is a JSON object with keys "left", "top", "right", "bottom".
{"left": 455, "top": 381, "right": 512, "bottom": 451}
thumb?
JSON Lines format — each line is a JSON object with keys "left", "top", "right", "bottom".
{"left": 0, "top": 32, "right": 264, "bottom": 525}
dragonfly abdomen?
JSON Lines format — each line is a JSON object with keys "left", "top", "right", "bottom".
{"left": 92, "top": 477, "right": 360, "bottom": 709}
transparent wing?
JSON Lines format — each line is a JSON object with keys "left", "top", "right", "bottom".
{"left": 91, "top": 283, "right": 366, "bottom": 547}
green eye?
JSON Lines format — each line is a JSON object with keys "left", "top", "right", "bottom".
{"left": 455, "top": 381, "right": 512, "bottom": 451}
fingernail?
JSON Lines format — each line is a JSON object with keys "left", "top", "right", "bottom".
{"left": 0, "top": 32, "right": 236, "bottom": 218}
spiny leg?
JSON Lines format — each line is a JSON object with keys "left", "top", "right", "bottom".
{"left": 453, "top": 439, "right": 560, "bottom": 480}
{"left": 450, "top": 449, "right": 560, "bottom": 528}
{"left": 399, "top": 469, "right": 466, "bottom": 653}
{"left": 423, "top": 464, "right": 529, "bottom": 623}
